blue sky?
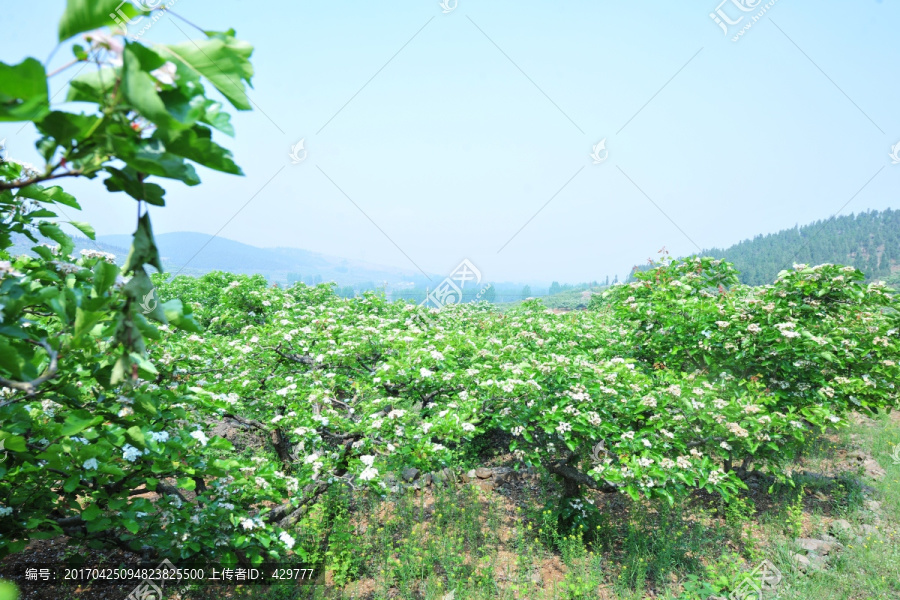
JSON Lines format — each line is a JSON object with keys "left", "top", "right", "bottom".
{"left": 2, "top": 0, "right": 899, "bottom": 284}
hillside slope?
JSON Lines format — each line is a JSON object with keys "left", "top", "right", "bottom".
{"left": 703, "top": 209, "right": 900, "bottom": 285}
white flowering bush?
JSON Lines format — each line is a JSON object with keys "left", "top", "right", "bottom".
{"left": 1, "top": 1, "right": 898, "bottom": 567}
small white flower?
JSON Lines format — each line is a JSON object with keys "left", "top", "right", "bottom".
{"left": 83, "top": 458, "right": 99, "bottom": 470}
{"left": 149, "top": 431, "right": 169, "bottom": 443}
{"left": 190, "top": 430, "right": 209, "bottom": 446}
{"left": 359, "top": 466, "right": 379, "bottom": 481}
{"left": 279, "top": 531, "right": 296, "bottom": 548}
{"left": 122, "top": 444, "right": 141, "bottom": 463}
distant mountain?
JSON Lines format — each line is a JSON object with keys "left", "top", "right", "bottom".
{"left": 94, "top": 232, "right": 434, "bottom": 286}
{"left": 9, "top": 230, "right": 434, "bottom": 287}
{"left": 703, "top": 209, "right": 900, "bottom": 286}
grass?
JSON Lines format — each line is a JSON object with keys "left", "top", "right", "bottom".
{"left": 91, "top": 411, "right": 900, "bottom": 599}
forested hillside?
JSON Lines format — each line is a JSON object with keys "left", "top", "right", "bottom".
{"left": 704, "top": 209, "right": 900, "bottom": 285}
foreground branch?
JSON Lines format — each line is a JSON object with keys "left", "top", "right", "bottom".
{"left": 544, "top": 458, "right": 618, "bottom": 494}
{"left": 0, "top": 340, "right": 59, "bottom": 401}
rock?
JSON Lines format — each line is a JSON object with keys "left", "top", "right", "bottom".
{"left": 463, "top": 469, "right": 477, "bottom": 482}
{"left": 475, "top": 467, "right": 493, "bottom": 479}
{"left": 401, "top": 467, "right": 420, "bottom": 482}
{"left": 477, "top": 479, "right": 495, "bottom": 490}
{"left": 830, "top": 519, "right": 852, "bottom": 536}
{"left": 865, "top": 500, "right": 882, "bottom": 512}
{"left": 796, "top": 538, "right": 843, "bottom": 555}
{"left": 860, "top": 524, "right": 879, "bottom": 536}
{"left": 808, "top": 554, "right": 828, "bottom": 571}
{"left": 792, "top": 553, "right": 811, "bottom": 572}
{"left": 424, "top": 472, "right": 433, "bottom": 486}
{"left": 529, "top": 571, "right": 542, "bottom": 585}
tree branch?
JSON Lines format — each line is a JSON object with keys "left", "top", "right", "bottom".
{"left": 0, "top": 339, "right": 59, "bottom": 401}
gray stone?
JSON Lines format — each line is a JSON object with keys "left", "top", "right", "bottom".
{"left": 792, "top": 553, "right": 811, "bottom": 572}
{"left": 860, "top": 524, "right": 879, "bottom": 536}
{"left": 864, "top": 500, "right": 882, "bottom": 512}
{"left": 808, "top": 554, "right": 828, "bottom": 571}
{"left": 475, "top": 467, "right": 493, "bottom": 479}
{"left": 830, "top": 519, "right": 852, "bottom": 535}
{"left": 401, "top": 467, "right": 420, "bottom": 482}
{"left": 463, "top": 469, "right": 477, "bottom": 482}
{"left": 796, "top": 538, "right": 843, "bottom": 555}
{"left": 424, "top": 472, "right": 433, "bottom": 486}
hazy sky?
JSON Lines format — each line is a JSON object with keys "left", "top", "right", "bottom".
{"left": 2, "top": 0, "right": 899, "bottom": 284}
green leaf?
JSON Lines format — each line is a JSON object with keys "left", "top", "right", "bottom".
{"left": 161, "top": 299, "right": 201, "bottom": 332}
{"left": 66, "top": 67, "right": 118, "bottom": 104}
{"left": 103, "top": 167, "right": 166, "bottom": 206}
{"left": 74, "top": 308, "right": 104, "bottom": 338}
{"left": 116, "top": 137, "right": 201, "bottom": 186}
{"left": 0, "top": 58, "right": 49, "bottom": 122}
{"left": 199, "top": 100, "right": 234, "bottom": 136}
{"left": 36, "top": 111, "right": 102, "bottom": 146}
{"left": 123, "top": 213, "right": 164, "bottom": 274}
{"left": 81, "top": 503, "right": 101, "bottom": 522}
{"left": 0, "top": 339, "right": 25, "bottom": 379}
{"left": 18, "top": 184, "right": 81, "bottom": 209}
{"left": 0, "top": 435, "right": 26, "bottom": 452}
{"left": 125, "top": 426, "right": 145, "bottom": 447}
{"left": 156, "top": 125, "right": 243, "bottom": 175}
{"left": 61, "top": 411, "right": 102, "bottom": 436}
{"left": 68, "top": 221, "right": 95, "bottom": 239}
{"left": 123, "top": 519, "right": 140, "bottom": 534}
{"left": 177, "top": 477, "right": 196, "bottom": 491}
{"left": 158, "top": 33, "right": 254, "bottom": 110}
{"left": 85, "top": 517, "right": 112, "bottom": 533}
{"left": 0, "top": 581, "right": 18, "bottom": 600}
{"left": 58, "top": 0, "right": 142, "bottom": 41}
{"left": 208, "top": 436, "right": 233, "bottom": 451}
{"left": 93, "top": 260, "right": 120, "bottom": 295}
{"left": 38, "top": 222, "right": 74, "bottom": 256}
{"left": 63, "top": 475, "right": 81, "bottom": 493}
{"left": 121, "top": 43, "right": 180, "bottom": 130}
